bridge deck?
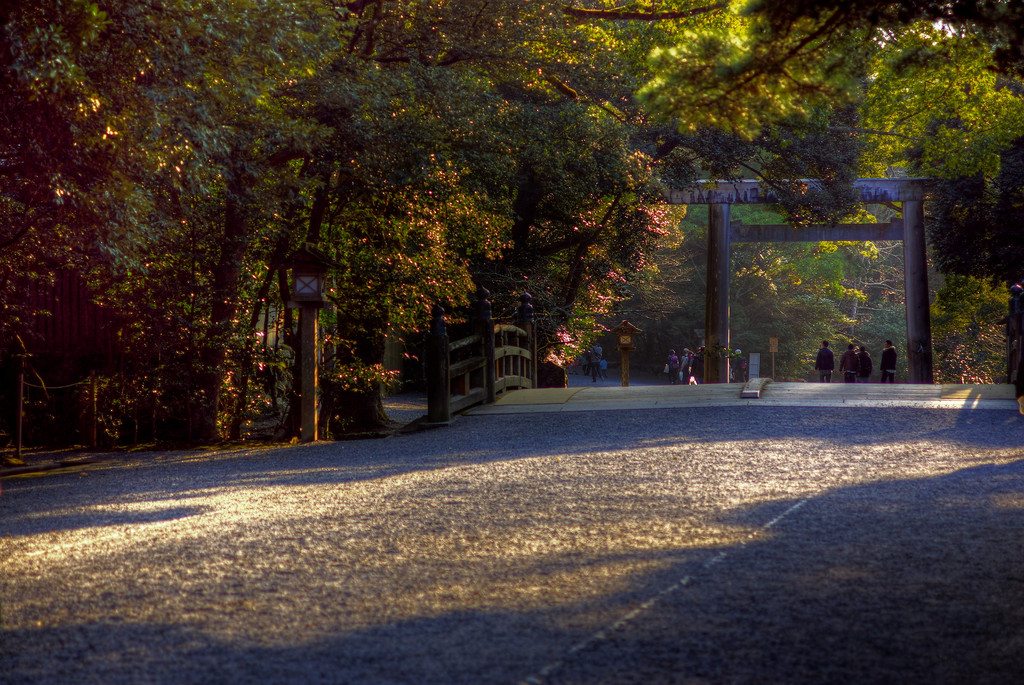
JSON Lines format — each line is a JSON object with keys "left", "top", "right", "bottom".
{"left": 465, "top": 381, "right": 1018, "bottom": 415}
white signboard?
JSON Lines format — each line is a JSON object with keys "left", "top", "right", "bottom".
{"left": 748, "top": 353, "right": 761, "bottom": 379}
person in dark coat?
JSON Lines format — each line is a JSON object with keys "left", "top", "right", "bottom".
{"left": 814, "top": 340, "right": 834, "bottom": 382}
{"left": 880, "top": 340, "right": 897, "bottom": 383}
{"left": 590, "top": 343, "right": 602, "bottom": 382}
{"left": 856, "top": 346, "right": 872, "bottom": 382}
{"left": 839, "top": 343, "right": 860, "bottom": 383}
{"left": 666, "top": 349, "right": 680, "bottom": 384}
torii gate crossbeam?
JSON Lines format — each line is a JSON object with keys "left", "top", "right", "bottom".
{"left": 669, "top": 179, "right": 933, "bottom": 384}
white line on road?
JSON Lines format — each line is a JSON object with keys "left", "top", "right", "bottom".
{"left": 519, "top": 497, "right": 810, "bottom": 685}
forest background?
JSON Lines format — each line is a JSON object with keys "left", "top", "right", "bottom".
{"left": 2, "top": 0, "right": 1023, "bottom": 448}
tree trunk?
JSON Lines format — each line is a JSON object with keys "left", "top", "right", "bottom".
{"left": 560, "top": 195, "right": 621, "bottom": 307}
{"left": 195, "top": 186, "right": 249, "bottom": 442}
{"left": 510, "top": 168, "right": 541, "bottom": 263}
{"left": 226, "top": 226, "right": 297, "bottom": 440}
{"left": 324, "top": 315, "right": 389, "bottom": 436}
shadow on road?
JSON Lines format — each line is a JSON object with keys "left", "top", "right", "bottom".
{"left": 3, "top": 414, "right": 1024, "bottom": 683}
{"left": 3, "top": 459, "right": 1024, "bottom": 683}
{"left": 2, "top": 406, "right": 1021, "bottom": 537}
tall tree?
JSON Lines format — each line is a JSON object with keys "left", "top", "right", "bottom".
{"left": 639, "top": 0, "right": 1024, "bottom": 138}
{"left": 0, "top": 0, "right": 157, "bottom": 344}
{"left": 290, "top": 0, "right": 721, "bottom": 430}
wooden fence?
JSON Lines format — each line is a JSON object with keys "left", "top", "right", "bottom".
{"left": 21, "top": 271, "right": 122, "bottom": 360}
{"left": 426, "top": 290, "right": 537, "bottom": 424}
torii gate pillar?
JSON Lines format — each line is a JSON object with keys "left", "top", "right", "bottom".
{"left": 706, "top": 204, "right": 731, "bottom": 383}
{"left": 903, "top": 199, "right": 932, "bottom": 383}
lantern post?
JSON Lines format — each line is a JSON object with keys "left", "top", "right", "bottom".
{"left": 287, "top": 244, "right": 335, "bottom": 442}
{"left": 611, "top": 321, "right": 642, "bottom": 387}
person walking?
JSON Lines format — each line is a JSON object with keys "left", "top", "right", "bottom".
{"left": 814, "top": 341, "right": 834, "bottom": 382}
{"left": 690, "top": 346, "right": 705, "bottom": 384}
{"left": 839, "top": 343, "right": 860, "bottom": 383}
{"left": 590, "top": 343, "right": 603, "bottom": 382}
{"left": 856, "top": 346, "right": 872, "bottom": 383}
{"left": 880, "top": 340, "right": 897, "bottom": 383}
{"left": 680, "top": 349, "right": 693, "bottom": 384}
{"left": 666, "top": 349, "right": 681, "bottom": 384}
{"left": 733, "top": 349, "right": 747, "bottom": 383}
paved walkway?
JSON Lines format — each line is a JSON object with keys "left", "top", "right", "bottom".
{"left": 3, "top": 385, "right": 1024, "bottom": 684}
{"left": 468, "top": 380, "right": 1019, "bottom": 415}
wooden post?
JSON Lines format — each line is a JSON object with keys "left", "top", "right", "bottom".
{"left": 287, "top": 244, "right": 337, "bottom": 440}
{"left": 89, "top": 371, "right": 97, "bottom": 449}
{"left": 300, "top": 304, "right": 319, "bottom": 442}
{"left": 705, "top": 203, "right": 731, "bottom": 383}
{"left": 477, "top": 287, "right": 496, "bottom": 403}
{"left": 903, "top": 199, "right": 933, "bottom": 383}
{"left": 517, "top": 292, "right": 537, "bottom": 386}
{"left": 426, "top": 304, "right": 451, "bottom": 424}
{"left": 15, "top": 363, "right": 24, "bottom": 462}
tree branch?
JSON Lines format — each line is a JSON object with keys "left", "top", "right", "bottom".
{"left": 562, "top": 3, "right": 727, "bottom": 21}
{"left": 0, "top": 221, "right": 33, "bottom": 251}
{"left": 830, "top": 126, "right": 912, "bottom": 140}
{"left": 545, "top": 74, "right": 578, "bottom": 99}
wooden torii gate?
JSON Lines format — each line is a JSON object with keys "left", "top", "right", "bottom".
{"left": 668, "top": 179, "right": 933, "bottom": 384}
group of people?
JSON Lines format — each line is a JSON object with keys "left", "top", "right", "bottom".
{"left": 664, "top": 347, "right": 705, "bottom": 384}
{"left": 581, "top": 343, "right": 607, "bottom": 382}
{"left": 814, "top": 340, "right": 898, "bottom": 383}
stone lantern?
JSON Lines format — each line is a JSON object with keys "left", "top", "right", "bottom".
{"left": 611, "top": 320, "right": 642, "bottom": 387}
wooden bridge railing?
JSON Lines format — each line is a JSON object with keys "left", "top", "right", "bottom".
{"left": 426, "top": 289, "right": 537, "bottom": 424}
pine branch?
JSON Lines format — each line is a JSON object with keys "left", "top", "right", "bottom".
{"left": 562, "top": 3, "right": 727, "bottom": 22}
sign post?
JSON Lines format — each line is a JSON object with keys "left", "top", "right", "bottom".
{"left": 769, "top": 337, "right": 779, "bottom": 380}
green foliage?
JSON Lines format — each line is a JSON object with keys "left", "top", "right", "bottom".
{"left": 634, "top": 0, "right": 1022, "bottom": 385}
{"left": 640, "top": 1, "right": 1024, "bottom": 139}
{"left": 639, "top": 5, "right": 868, "bottom": 137}
{"left": 861, "top": 24, "right": 1024, "bottom": 179}
{"left": 931, "top": 274, "right": 1007, "bottom": 383}
{"left": 267, "top": 0, "right": 706, "bottom": 430}
{"left": 8, "top": 0, "right": 1019, "bottom": 448}
{"left": 928, "top": 137, "right": 1024, "bottom": 285}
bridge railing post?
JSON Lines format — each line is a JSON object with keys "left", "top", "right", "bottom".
{"left": 426, "top": 304, "right": 451, "bottom": 424}
{"left": 517, "top": 292, "right": 537, "bottom": 387}
{"left": 477, "top": 287, "right": 496, "bottom": 403}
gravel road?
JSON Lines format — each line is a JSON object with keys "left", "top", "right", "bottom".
{"left": 2, "top": 406, "right": 1024, "bottom": 684}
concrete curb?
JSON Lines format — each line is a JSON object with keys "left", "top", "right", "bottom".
{"left": 0, "top": 457, "right": 104, "bottom": 479}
